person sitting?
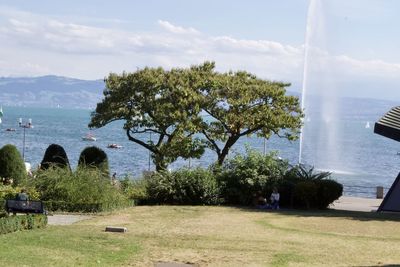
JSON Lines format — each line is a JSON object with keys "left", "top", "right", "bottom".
{"left": 269, "top": 187, "right": 280, "bottom": 210}
{"left": 253, "top": 191, "right": 267, "bottom": 208}
{"left": 16, "top": 188, "right": 29, "bottom": 201}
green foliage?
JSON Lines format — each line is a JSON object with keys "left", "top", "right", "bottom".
{"left": 120, "top": 177, "right": 148, "bottom": 205}
{"left": 199, "top": 68, "right": 303, "bottom": 165}
{"left": 32, "top": 167, "right": 129, "bottom": 212}
{"left": 293, "top": 181, "right": 318, "bottom": 209}
{"left": 291, "top": 164, "right": 332, "bottom": 181}
{"left": 0, "top": 185, "right": 40, "bottom": 201}
{"left": 146, "top": 168, "right": 221, "bottom": 205}
{"left": 40, "top": 144, "right": 70, "bottom": 170}
{"left": 89, "top": 63, "right": 214, "bottom": 170}
{"left": 43, "top": 200, "right": 131, "bottom": 213}
{"left": 0, "top": 214, "right": 47, "bottom": 235}
{"left": 78, "top": 146, "right": 110, "bottom": 177}
{"left": 217, "top": 149, "right": 288, "bottom": 205}
{"left": 0, "top": 144, "right": 27, "bottom": 185}
{"left": 315, "top": 179, "right": 343, "bottom": 209}
{"left": 288, "top": 166, "right": 342, "bottom": 209}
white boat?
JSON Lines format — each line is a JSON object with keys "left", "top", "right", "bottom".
{"left": 107, "top": 143, "right": 122, "bottom": 149}
{"left": 82, "top": 134, "right": 96, "bottom": 141}
{"left": 365, "top": 121, "right": 370, "bottom": 128}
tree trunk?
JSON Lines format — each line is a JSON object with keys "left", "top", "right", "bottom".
{"left": 217, "top": 135, "right": 239, "bottom": 165}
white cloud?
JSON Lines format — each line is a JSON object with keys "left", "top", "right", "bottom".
{"left": 0, "top": 7, "right": 400, "bottom": 99}
{"left": 158, "top": 20, "right": 200, "bottom": 35}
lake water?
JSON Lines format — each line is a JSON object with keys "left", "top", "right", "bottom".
{"left": 0, "top": 103, "right": 399, "bottom": 198}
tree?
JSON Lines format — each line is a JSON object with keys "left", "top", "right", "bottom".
{"left": 0, "top": 144, "right": 27, "bottom": 185}
{"left": 40, "top": 144, "right": 71, "bottom": 170}
{"left": 199, "top": 69, "right": 303, "bottom": 165}
{"left": 78, "top": 146, "right": 110, "bottom": 177}
{"left": 89, "top": 63, "right": 213, "bottom": 171}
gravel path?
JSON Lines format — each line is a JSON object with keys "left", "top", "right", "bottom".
{"left": 47, "top": 214, "right": 93, "bottom": 225}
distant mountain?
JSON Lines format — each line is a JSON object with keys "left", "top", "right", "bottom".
{"left": 0, "top": 75, "right": 104, "bottom": 109}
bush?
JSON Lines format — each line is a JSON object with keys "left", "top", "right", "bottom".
{"left": 0, "top": 185, "right": 40, "bottom": 201}
{"left": 40, "top": 144, "right": 71, "bottom": 170}
{"left": 316, "top": 179, "right": 343, "bottom": 209}
{"left": 0, "top": 144, "right": 27, "bottom": 185}
{"left": 32, "top": 167, "right": 130, "bottom": 212}
{"left": 146, "top": 168, "right": 221, "bottom": 205}
{"left": 286, "top": 165, "right": 343, "bottom": 209}
{"left": 120, "top": 177, "right": 149, "bottom": 205}
{"left": 0, "top": 214, "right": 47, "bottom": 235}
{"left": 78, "top": 146, "right": 109, "bottom": 177}
{"left": 293, "top": 181, "right": 318, "bottom": 209}
{"left": 216, "top": 149, "right": 288, "bottom": 205}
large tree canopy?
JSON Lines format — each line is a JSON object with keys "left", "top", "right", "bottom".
{"left": 90, "top": 62, "right": 303, "bottom": 170}
{"left": 89, "top": 63, "right": 214, "bottom": 171}
{"left": 199, "top": 70, "right": 303, "bottom": 165}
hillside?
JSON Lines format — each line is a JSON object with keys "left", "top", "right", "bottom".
{"left": 0, "top": 75, "right": 104, "bottom": 109}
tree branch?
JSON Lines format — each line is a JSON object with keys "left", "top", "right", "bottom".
{"left": 126, "top": 128, "right": 156, "bottom": 153}
{"left": 201, "top": 130, "right": 221, "bottom": 156}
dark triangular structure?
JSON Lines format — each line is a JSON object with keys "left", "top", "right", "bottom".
{"left": 377, "top": 173, "right": 400, "bottom": 212}
{"left": 374, "top": 106, "right": 400, "bottom": 212}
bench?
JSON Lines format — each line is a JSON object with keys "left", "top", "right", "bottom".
{"left": 5, "top": 200, "right": 46, "bottom": 214}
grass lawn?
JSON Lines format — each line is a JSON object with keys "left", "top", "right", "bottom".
{"left": 0, "top": 206, "right": 400, "bottom": 266}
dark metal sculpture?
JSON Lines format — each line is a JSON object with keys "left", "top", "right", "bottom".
{"left": 374, "top": 106, "right": 400, "bottom": 212}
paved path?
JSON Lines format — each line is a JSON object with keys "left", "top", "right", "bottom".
{"left": 331, "top": 196, "right": 382, "bottom": 212}
{"left": 47, "top": 214, "right": 93, "bottom": 225}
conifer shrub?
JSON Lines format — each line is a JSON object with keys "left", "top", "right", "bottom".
{"left": 287, "top": 165, "right": 343, "bottom": 209}
{"left": 40, "top": 144, "right": 71, "bottom": 170}
{"left": 78, "top": 146, "right": 109, "bottom": 177}
{"left": 0, "top": 144, "right": 27, "bottom": 185}
{"left": 315, "top": 179, "right": 343, "bottom": 209}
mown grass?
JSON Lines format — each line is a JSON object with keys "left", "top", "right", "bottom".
{"left": 1, "top": 206, "right": 400, "bottom": 266}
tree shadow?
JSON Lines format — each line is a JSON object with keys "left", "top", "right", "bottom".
{"left": 232, "top": 206, "right": 400, "bottom": 222}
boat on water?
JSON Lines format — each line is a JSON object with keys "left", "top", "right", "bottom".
{"left": 365, "top": 121, "right": 370, "bottom": 128}
{"left": 107, "top": 143, "right": 122, "bottom": 149}
{"left": 5, "top": 128, "right": 16, "bottom": 132}
{"left": 82, "top": 134, "right": 96, "bottom": 141}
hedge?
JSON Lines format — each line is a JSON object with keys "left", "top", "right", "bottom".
{"left": 43, "top": 200, "right": 133, "bottom": 213}
{"left": 0, "top": 214, "right": 47, "bottom": 235}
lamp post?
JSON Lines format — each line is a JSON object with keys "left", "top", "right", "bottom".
{"left": 18, "top": 118, "right": 33, "bottom": 161}
{"left": 148, "top": 132, "right": 152, "bottom": 171}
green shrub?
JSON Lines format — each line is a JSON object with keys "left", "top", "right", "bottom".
{"left": 78, "top": 146, "right": 109, "bottom": 177}
{"left": 0, "top": 214, "right": 47, "bottom": 235}
{"left": 120, "top": 177, "right": 149, "bottom": 205}
{"left": 146, "top": 168, "right": 221, "bottom": 205}
{"left": 0, "top": 144, "right": 27, "bottom": 185}
{"left": 43, "top": 200, "right": 132, "bottom": 213}
{"left": 32, "top": 167, "right": 129, "bottom": 212}
{"left": 293, "top": 181, "right": 318, "bottom": 209}
{"left": 316, "top": 179, "right": 343, "bottom": 209}
{"left": 40, "top": 144, "right": 71, "bottom": 170}
{"left": 285, "top": 165, "right": 342, "bottom": 209}
{"left": 0, "top": 185, "right": 40, "bottom": 201}
{"left": 217, "top": 149, "right": 288, "bottom": 205}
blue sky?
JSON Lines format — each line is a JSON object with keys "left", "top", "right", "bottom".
{"left": 0, "top": 0, "right": 400, "bottom": 100}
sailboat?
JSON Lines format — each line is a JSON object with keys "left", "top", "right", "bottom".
{"left": 0, "top": 106, "right": 3, "bottom": 124}
{"left": 365, "top": 121, "right": 370, "bottom": 129}
{"left": 82, "top": 133, "right": 96, "bottom": 141}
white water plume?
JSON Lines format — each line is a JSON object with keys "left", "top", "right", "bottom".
{"left": 299, "top": 0, "right": 340, "bottom": 170}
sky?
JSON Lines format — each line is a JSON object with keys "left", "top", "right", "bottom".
{"left": 0, "top": 0, "right": 400, "bottom": 100}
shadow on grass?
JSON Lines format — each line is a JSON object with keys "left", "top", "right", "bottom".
{"left": 231, "top": 206, "right": 400, "bottom": 222}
